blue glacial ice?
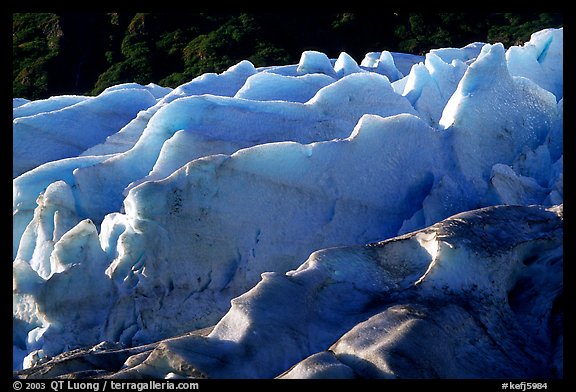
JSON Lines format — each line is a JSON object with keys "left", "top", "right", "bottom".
{"left": 13, "top": 85, "right": 160, "bottom": 178}
{"left": 13, "top": 28, "right": 563, "bottom": 378}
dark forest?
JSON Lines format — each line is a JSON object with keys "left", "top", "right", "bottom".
{"left": 13, "top": 12, "right": 563, "bottom": 100}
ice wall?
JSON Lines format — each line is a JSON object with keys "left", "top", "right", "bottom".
{"left": 13, "top": 28, "right": 563, "bottom": 371}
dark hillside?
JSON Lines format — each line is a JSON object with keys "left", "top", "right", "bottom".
{"left": 13, "top": 12, "right": 563, "bottom": 99}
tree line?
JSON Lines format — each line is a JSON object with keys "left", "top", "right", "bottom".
{"left": 13, "top": 12, "right": 563, "bottom": 100}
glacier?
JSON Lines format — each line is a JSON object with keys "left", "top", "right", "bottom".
{"left": 13, "top": 28, "right": 563, "bottom": 379}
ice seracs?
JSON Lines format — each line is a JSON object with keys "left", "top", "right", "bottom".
{"left": 13, "top": 27, "right": 563, "bottom": 377}
{"left": 106, "top": 113, "right": 444, "bottom": 345}
{"left": 154, "top": 204, "right": 562, "bottom": 379}
{"left": 14, "top": 70, "right": 418, "bottom": 234}
{"left": 12, "top": 86, "right": 159, "bottom": 178}
{"left": 234, "top": 72, "right": 334, "bottom": 102}
{"left": 17, "top": 204, "right": 560, "bottom": 379}
{"left": 15, "top": 181, "right": 79, "bottom": 280}
{"left": 297, "top": 50, "right": 338, "bottom": 77}
{"left": 439, "top": 42, "right": 557, "bottom": 201}
{"left": 506, "top": 28, "right": 563, "bottom": 101}
{"left": 395, "top": 51, "right": 469, "bottom": 127}
{"left": 360, "top": 50, "right": 410, "bottom": 81}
